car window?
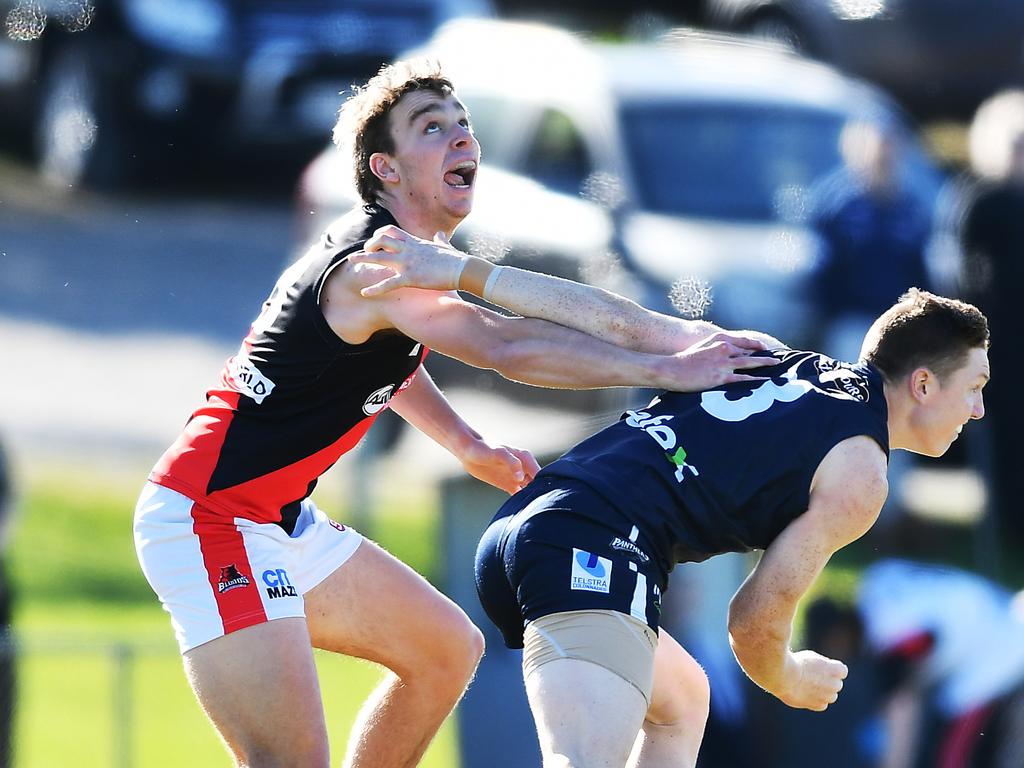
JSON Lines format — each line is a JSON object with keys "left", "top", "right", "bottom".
{"left": 621, "top": 103, "right": 846, "bottom": 222}
{"left": 521, "top": 109, "right": 591, "bottom": 196}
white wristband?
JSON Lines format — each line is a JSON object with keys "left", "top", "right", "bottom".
{"left": 482, "top": 265, "right": 503, "bottom": 302}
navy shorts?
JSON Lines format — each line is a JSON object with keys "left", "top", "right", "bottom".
{"left": 474, "top": 475, "right": 668, "bottom": 649}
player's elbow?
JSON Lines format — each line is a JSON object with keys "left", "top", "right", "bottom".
{"left": 726, "top": 590, "right": 756, "bottom": 640}
{"left": 727, "top": 610, "right": 758, "bottom": 661}
{"left": 727, "top": 599, "right": 787, "bottom": 660}
{"left": 487, "top": 339, "right": 544, "bottom": 380}
{"left": 473, "top": 322, "right": 563, "bottom": 385}
{"left": 727, "top": 619, "right": 787, "bottom": 691}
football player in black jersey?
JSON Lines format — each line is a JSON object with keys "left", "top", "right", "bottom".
{"left": 171, "top": 59, "right": 786, "bottom": 768}
{"left": 355, "top": 235, "right": 990, "bottom": 768}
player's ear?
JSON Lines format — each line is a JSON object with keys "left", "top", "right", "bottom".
{"left": 369, "top": 153, "right": 399, "bottom": 184}
{"left": 910, "top": 367, "right": 932, "bottom": 402}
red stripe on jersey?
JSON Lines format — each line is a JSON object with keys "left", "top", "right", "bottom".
{"left": 205, "top": 415, "right": 376, "bottom": 523}
{"left": 191, "top": 501, "right": 267, "bottom": 634}
{"left": 152, "top": 389, "right": 242, "bottom": 501}
{"left": 151, "top": 342, "right": 428, "bottom": 524}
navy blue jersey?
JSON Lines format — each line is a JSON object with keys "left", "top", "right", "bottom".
{"left": 538, "top": 350, "right": 889, "bottom": 568}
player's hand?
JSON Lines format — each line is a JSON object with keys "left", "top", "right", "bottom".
{"left": 350, "top": 225, "right": 465, "bottom": 296}
{"left": 659, "top": 332, "right": 779, "bottom": 391}
{"left": 729, "top": 329, "right": 788, "bottom": 351}
{"left": 458, "top": 440, "right": 540, "bottom": 495}
{"left": 777, "top": 650, "right": 848, "bottom": 711}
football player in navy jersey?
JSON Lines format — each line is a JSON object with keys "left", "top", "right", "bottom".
{"left": 353, "top": 238, "right": 990, "bottom": 768}
{"left": 135, "top": 59, "right": 784, "bottom": 768}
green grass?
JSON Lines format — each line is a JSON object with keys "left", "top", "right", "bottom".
{"left": 8, "top": 472, "right": 152, "bottom": 604}
{"left": 11, "top": 457, "right": 1013, "bottom": 767}
{"left": 7, "top": 464, "right": 457, "bottom": 768}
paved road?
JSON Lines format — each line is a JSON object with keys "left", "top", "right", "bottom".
{"left": 0, "top": 158, "right": 298, "bottom": 461}
{"left": 0, "top": 159, "right": 294, "bottom": 343}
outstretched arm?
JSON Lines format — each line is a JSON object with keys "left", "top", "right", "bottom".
{"left": 347, "top": 287, "right": 772, "bottom": 392}
{"left": 727, "top": 436, "right": 887, "bottom": 711}
{"left": 322, "top": 260, "right": 778, "bottom": 392}
{"left": 387, "top": 367, "right": 540, "bottom": 495}
{"left": 349, "top": 226, "right": 786, "bottom": 355}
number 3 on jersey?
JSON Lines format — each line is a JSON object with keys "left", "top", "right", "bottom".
{"left": 700, "top": 376, "right": 813, "bottom": 423}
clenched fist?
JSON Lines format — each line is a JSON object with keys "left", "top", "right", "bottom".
{"left": 777, "top": 649, "right": 848, "bottom": 711}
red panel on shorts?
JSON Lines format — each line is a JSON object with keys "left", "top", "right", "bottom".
{"left": 191, "top": 502, "right": 268, "bottom": 634}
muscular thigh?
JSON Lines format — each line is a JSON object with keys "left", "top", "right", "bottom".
{"left": 184, "top": 618, "right": 328, "bottom": 756}
{"left": 526, "top": 655, "right": 649, "bottom": 768}
{"left": 303, "top": 538, "right": 469, "bottom": 675}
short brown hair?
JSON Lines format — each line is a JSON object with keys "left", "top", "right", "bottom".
{"left": 333, "top": 59, "right": 454, "bottom": 204}
{"left": 862, "top": 288, "right": 989, "bottom": 382}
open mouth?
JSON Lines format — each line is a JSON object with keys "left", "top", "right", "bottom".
{"left": 443, "top": 160, "right": 477, "bottom": 189}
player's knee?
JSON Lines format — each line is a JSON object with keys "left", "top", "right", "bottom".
{"left": 647, "top": 652, "right": 710, "bottom": 730}
{"left": 417, "top": 606, "right": 484, "bottom": 690}
{"left": 440, "top": 609, "right": 485, "bottom": 680}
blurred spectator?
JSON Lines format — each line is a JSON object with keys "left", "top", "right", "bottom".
{"left": 808, "top": 119, "right": 934, "bottom": 531}
{"left": 857, "top": 559, "right": 1024, "bottom": 768}
{"left": 0, "top": 441, "right": 12, "bottom": 768}
{"left": 809, "top": 118, "right": 933, "bottom": 359}
{"left": 956, "top": 90, "right": 1024, "bottom": 548}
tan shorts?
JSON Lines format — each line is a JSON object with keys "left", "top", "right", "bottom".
{"left": 522, "top": 609, "right": 659, "bottom": 704}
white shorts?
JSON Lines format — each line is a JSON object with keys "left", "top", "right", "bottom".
{"left": 133, "top": 481, "right": 363, "bottom": 654}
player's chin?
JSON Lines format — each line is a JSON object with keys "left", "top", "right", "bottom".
{"left": 925, "top": 437, "right": 956, "bottom": 458}
{"left": 446, "top": 194, "right": 474, "bottom": 216}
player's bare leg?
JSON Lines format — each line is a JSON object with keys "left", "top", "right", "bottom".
{"left": 524, "top": 655, "right": 648, "bottom": 767}
{"left": 184, "top": 618, "right": 331, "bottom": 767}
{"left": 627, "top": 630, "right": 709, "bottom": 768}
{"left": 304, "top": 539, "right": 484, "bottom": 768}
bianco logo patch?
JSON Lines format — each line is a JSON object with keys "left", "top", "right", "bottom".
{"left": 362, "top": 384, "right": 394, "bottom": 415}
{"left": 228, "top": 354, "right": 276, "bottom": 404}
{"left": 570, "top": 548, "right": 612, "bottom": 593}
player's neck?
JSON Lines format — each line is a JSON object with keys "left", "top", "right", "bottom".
{"left": 376, "top": 198, "right": 459, "bottom": 241}
{"left": 881, "top": 378, "right": 914, "bottom": 451}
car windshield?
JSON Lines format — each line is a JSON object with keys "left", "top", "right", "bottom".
{"left": 621, "top": 102, "right": 847, "bottom": 221}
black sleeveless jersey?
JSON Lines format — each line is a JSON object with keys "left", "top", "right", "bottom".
{"left": 151, "top": 205, "right": 427, "bottom": 532}
{"left": 538, "top": 350, "right": 889, "bottom": 568}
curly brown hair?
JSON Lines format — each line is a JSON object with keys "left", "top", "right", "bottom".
{"left": 333, "top": 59, "right": 454, "bottom": 204}
{"left": 862, "top": 288, "right": 990, "bottom": 382}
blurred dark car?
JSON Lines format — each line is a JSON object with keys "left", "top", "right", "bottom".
{"left": 706, "top": 0, "right": 1024, "bottom": 120}
{"left": 296, "top": 20, "right": 944, "bottom": 346}
{"left": 0, "top": 0, "right": 492, "bottom": 187}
